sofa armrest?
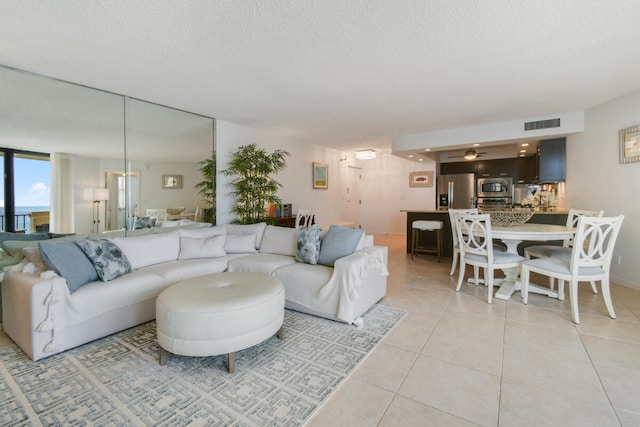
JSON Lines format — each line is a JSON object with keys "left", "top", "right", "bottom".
{"left": 2, "top": 271, "right": 69, "bottom": 360}
{"left": 329, "top": 245, "right": 389, "bottom": 322}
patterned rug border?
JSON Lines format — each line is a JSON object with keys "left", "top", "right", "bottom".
{"left": 0, "top": 304, "right": 406, "bottom": 426}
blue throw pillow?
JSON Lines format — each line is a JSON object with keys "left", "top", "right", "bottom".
{"left": 296, "top": 224, "right": 321, "bottom": 264}
{"left": 317, "top": 226, "right": 364, "bottom": 267}
{"left": 39, "top": 241, "right": 99, "bottom": 292}
{"left": 75, "top": 239, "right": 131, "bottom": 282}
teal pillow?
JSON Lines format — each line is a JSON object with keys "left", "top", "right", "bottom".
{"left": 75, "top": 239, "right": 131, "bottom": 282}
{"left": 317, "top": 226, "right": 364, "bottom": 267}
{"left": 296, "top": 224, "right": 321, "bottom": 264}
{"left": 39, "top": 241, "right": 99, "bottom": 292}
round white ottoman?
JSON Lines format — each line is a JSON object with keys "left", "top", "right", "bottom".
{"left": 156, "top": 272, "right": 285, "bottom": 373}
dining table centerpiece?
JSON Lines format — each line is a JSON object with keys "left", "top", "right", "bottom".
{"left": 488, "top": 210, "right": 534, "bottom": 226}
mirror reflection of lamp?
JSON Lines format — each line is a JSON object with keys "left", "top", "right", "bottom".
{"left": 84, "top": 188, "right": 110, "bottom": 233}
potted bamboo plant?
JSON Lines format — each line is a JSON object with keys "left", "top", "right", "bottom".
{"left": 222, "top": 143, "right": 290, "bottom": 224}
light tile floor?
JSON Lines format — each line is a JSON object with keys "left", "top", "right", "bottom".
{"left": 306, "top": 234, "right": 640, "bottom": 427}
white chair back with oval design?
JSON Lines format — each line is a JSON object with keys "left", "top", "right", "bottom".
{"left": 521, "top": 214, "right": 624, "bottom": 324}
{"left": 295, "top": 209, "right": 314, "bottom": 228}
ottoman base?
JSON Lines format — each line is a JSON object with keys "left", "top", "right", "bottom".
{"left": 159, "top": 326, "right": 284, "bottom": 373}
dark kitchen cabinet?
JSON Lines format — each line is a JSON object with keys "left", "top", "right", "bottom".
{"left": 476, "top": 158, "right": 514, "bottom": 178}
{"left": 440, "top": 161, "right": 477, "bottom": 175}
{"left": 538, "top": 138, "right": 566, "bottom": 182}
{"left": 514, "top": 156, "right": 537, "bottom": 183}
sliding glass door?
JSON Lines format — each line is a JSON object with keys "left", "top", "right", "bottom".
{"left": 0, "top": 149, "right": 50, "bottom": 232}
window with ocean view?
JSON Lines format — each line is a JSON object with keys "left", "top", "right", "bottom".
{"left": 0, "top": 149, "right": 50, "bottom": 233}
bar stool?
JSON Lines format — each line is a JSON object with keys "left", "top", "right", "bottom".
{"left": 411, "top": 220, "right": 443, "bottom": 262}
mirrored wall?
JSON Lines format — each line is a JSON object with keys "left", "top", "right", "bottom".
{"left": 0, "top": 65, "right": 215, "bottom": 235}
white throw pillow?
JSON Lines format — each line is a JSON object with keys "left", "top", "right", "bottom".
{"left": 226, "top": 222, "right": 267, "bottom": 249}
{"left": 178, "top": 235, "right": 226, "bottom": 260}
{"left": 178, "top": 225, "right": 226, "bottom": 239}
{"left": 225, "top": 234, "right": 257, "bottom": 254}
{"left": 112, "top": 231, "right": 180, "bottom": 270}
{"left": 259, "top": 225, "right": 297, "bottom": 256}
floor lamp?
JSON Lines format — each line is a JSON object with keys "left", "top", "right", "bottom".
{"left": 84, "top": 188, "right": 110, "bottom": 233}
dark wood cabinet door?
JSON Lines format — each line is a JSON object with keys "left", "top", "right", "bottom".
{"left": 440, "top": 161, "right": 477, "bottom": 175}
{"left": 493, "top": 158, "right": 514, "bottom": 178}
{"left": 539, "top": 138, "right": 566, "bottom": 182}
{"left": 476, "top": 158, "right": 513, "bottom": 178}
{"left": 475, "top": 160, "right": 493, "bottom": 178}
{"left": 514, "top": 156, "right": 537, "bottom": 183}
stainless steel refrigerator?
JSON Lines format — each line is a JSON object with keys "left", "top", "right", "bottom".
{"left": 437, "top": 173, "right": 475, "bottom": 209}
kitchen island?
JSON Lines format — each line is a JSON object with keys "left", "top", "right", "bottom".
{"left": 401, "top": 209, "right": 568, "bottom": 257}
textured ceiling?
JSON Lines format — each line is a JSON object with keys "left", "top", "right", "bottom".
{"left": 1, "top": 1, "right": 640, "bottom": 155}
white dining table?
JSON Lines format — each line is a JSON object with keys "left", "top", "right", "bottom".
{"left": 489, "top": 223, "right": 575, "bottom": 301}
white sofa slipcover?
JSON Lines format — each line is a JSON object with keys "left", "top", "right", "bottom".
{"left": 2, "top": 224, "right": 388, "bottom": 361}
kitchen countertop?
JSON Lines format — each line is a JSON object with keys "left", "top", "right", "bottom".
{"left": 401, "top": 208, "right": 569, "bottom": 256}
{"left": 401, "top": 208, "right": 568, "bottom": 214}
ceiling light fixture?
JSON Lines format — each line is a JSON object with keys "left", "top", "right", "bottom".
{"left": 464, "top": 149, "right": 478, "bottom": 160}
{"left": 355, "top": 149, "right": 376, "bottom": 160}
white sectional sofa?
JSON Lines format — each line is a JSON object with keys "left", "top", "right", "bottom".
{"left": 1, "top": 223, "right": 388, "bottom": 361}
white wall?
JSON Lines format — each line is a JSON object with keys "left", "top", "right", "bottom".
{"left": 566, "top": 89, "right": 640, "bottom": 290}
{"left": 359, "top": 153, "right": 437, "bottom": 234}
{"left": 216, "top": 121, "right": 353, "bottom": 227}
{"left": 132, "top": 160, "right": 205, "bottom": 215}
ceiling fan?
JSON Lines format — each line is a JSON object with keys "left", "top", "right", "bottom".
{"left": 448, "top": 148, "right": 487, "bottom": 160}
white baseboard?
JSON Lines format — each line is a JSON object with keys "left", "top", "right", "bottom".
{"left": 611, "top": 274, "right": 640, "bottom": 291}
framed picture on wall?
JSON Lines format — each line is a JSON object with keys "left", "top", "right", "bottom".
{"left": 409, "top": 171, "right": 434, "bottom": 187}
{"left": 162, "top": 174, "right": 183, "bottom": 189}
{"left": 313, "top": 162, "right": 328, "bottom": 189}
{"left": 620, "top": 124, "right": 640, "bottom": 164}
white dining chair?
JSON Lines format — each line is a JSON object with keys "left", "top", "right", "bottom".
{"left": 455, "top": 213, "right": 526, "bottom": 303}
{"left": 524, "top": 208, "right": 604, "bottom": 293}
{"left": 145, "top": 208, "right": 167, "bottom": 222}
{"left": 295, "top": 209, "right": 314, "bottom": 228}
{"left": 448, "top": 208, "right": 478, "bottom": 275}
{"left": 521, "top": 215, "right": 624, "bottom": 324}
{"left": 194, "top": 206, "right": 207, "bottom": 222}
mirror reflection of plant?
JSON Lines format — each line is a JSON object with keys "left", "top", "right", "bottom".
{"left": 195, "top": 151, "right": 216, "bottom": 224}
{"left": 222, "top": 144, "right": 290, "bottom": 224}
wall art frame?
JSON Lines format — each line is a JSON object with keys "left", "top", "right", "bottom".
{"left": 162, "top": 174, "right": 183, "bottom": 189}
{"left": 409, "top": 171, "right": 434, "bottom": 187}
{"left": 620, "top": 123, "right": 640, "bottom": 164}
{"left": 313, "top": 162, "right": 328, "bottom": 189}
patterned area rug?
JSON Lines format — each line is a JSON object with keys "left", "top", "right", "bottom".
{"left": 0, "top": 304, "right": 405, "bottom": 426}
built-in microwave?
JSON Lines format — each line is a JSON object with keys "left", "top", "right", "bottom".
{"left": 477, "top": 177, "right": 513, "bottom": 198}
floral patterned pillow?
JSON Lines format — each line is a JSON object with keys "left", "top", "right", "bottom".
{"left": 75, "top": 239, "right": 131, "bottom": 282}
{"left": 296, "top": 224, "right": 321, "bottom": 264}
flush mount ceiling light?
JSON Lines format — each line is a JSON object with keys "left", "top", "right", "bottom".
{"left": 355, "top": 149, "right": 376, "bottom": 160}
